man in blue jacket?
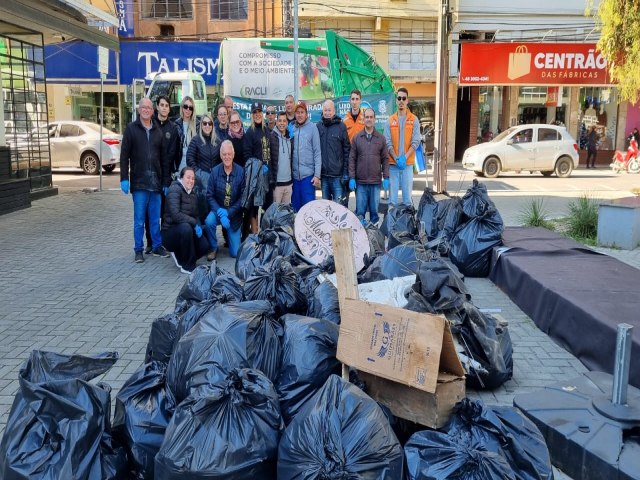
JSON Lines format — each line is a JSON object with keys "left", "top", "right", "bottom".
{"left": 292, "top": 101, "right": 321, "bottom": 211}
{"left": 120, "top": 97, "right": 171, "bottom": 263}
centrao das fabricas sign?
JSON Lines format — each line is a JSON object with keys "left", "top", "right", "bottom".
{"left": 459, "top": 43, "right": 613, "bottom": 86}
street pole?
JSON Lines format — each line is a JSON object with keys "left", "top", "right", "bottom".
{"left": 433, "top": 0, "right": 449, "bottom": 193}
{"left": 293, "top": 0, "right": 299, "bottom": 102}
{"left": 99, "top": 73, "right": 104, "bottom": 191}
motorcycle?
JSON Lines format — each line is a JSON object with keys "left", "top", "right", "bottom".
{"left": 610, "top": 137, "right": 640, "bottom": 174}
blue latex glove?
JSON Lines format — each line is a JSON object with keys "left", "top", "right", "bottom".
{"left": 349, "top": 178, "right": 357, "bottom": 191}
{"left": 163, "top": 186, "right": 169, "bottom": 196}
{"left": 120, "top": 180, "right": 129, "bottom": 195}
{"left": 220, "top": 216, "right": 231, "bottom": 230}
{"left": 382, "top": 178, "right": 389, "bottom": 190}
{"left": 205, "top": 211, "right": 216, "bottom": 225}
{"left": 217, "top": 208, "right": 228, "bottom": 218}
{"left": 262, "top": 164, "right": 269, "bottom": 175}
{"left": 195, "top": 224, "right": 203, "bottom": 238}
{"left": 396, "top": 154, "right": 406, "bottom": 170}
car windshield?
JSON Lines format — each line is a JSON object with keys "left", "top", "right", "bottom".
{"left": 492, "top": 127, "right": 519, "bottom": 142}
{"left": 82, "top": 123, "right": 118, "bottom": 135}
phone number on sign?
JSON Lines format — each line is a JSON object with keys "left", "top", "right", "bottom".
{"left": 461, "top": 76, "right": 490, "bottom": 82}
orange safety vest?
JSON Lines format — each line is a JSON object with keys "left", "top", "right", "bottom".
{"left": 343, "top": 109, "right": 365, "bottom": 142}
{"left": 388, "top": 110, "right": 417, "bottom": 166}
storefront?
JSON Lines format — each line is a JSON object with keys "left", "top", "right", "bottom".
{"left": 457, "top": 42, "right": 622, "bottom": 165}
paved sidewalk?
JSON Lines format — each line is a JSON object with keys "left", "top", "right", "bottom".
{"left": 0, "top": 189, "right": 635, "bottom": 480}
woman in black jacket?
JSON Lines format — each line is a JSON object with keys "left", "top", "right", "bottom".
{"left": 161, "top": 167, "right": 210, "bottom": 273}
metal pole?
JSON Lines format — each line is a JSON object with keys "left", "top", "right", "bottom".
{"left": 433, "top": 0, "right": 449, "bottom": 193}
{"left": 611, "top": 323, "right": 633, "bottom": 405}
{"left": 293, "top": 0, "right": 299, "bottom": 102}
{"left": 99, "top": 73, "right": 104, "bottom": 192}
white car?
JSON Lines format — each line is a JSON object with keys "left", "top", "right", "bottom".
{"left": 34, "top": 121, "right": 122, "bottom": 175}
{"left": 462, "top": 124, "right": 579, "bottom": 178}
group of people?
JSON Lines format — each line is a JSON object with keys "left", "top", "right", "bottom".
{"left": 119, "top": 87, "right": 422, "bottom": 272}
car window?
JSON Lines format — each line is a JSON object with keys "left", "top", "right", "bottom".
{"left": 513, "top": 128, "right": 533, "bottom": 144}
{"left": 193, "top": 80, "right": 205, "bottom": 100}
{"left": 59, "top": 124, "right": 80, "bottom": 137}
{"left": 538, "top": 128, "right": 559, "bottom": 142}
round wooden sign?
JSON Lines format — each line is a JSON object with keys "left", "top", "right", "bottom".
{"left": 294, "top": 199, "right": 369, "bottom": 271}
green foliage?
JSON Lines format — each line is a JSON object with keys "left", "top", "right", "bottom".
{"left": 566, "top": 194, "right": 599, "bottom": 241}
{"left": 518, "top": 198, "right": 555, "bottom": 230}
{"left": 591, "top": 0, "right": 640, "bottom": 104}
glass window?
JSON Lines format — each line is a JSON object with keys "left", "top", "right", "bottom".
{"left": 192, "top": 81, "right": 205, "bottom": 101}
{"left": 388, "top": 20, "right": 437, "bottom": 71}
{"left": 59, "top": 124, "right": 80, "bottom": 137}
{"left": 514, "top": 128, "right": 533, "bottom": 143}
{"left": 478, "top": 86, "right": 503, "bottom": 142}
{"left": 576, "top": 87, "right": 618, "bottom": 150}
{"left": 538, "top": 128, "right": 559, "bottom": 142}
{"left": 142, "top": 0, "right": 193, "bottom": 19}
{"left": 517, "top": 86, "right": 568, "bottom": 125}
{"left": 211, "top": 0, "right": 248, "bottom": 20}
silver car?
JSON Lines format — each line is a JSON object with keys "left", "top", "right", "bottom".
{"left": 40, "top": 121, "right": 122, "bottom": 175}
{"left": 462, "top": 124, "right": 579, "bottom": 178}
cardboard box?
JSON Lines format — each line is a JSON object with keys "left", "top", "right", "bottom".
{"left": 337, "top": 297, "right": 466, "bottom": 428}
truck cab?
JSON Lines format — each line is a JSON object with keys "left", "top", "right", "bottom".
{"left": 147, "top": 71, "right": 208, "bottom": 119}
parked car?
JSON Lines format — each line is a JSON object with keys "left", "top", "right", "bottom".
{"left": 462, "top": 124, "right": 579, "bottom": 178}
{"left": 33, "top": 121, "right": 122, "bottom": 175}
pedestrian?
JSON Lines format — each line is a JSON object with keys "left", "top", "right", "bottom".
{"left": 174, "top": 96, "right": 198, "bottom": 173}
{"left": 205, "top": 140, "right": 245, "bottom": 259}
{"left": 228, "top": 110, "right": 246, "bottom": 167}
{"left": 223, "top": 95, "right": 234, "bottom": 117}
{"left": 270, "top": 111, "right": 293, "bottom": 204}
{"left": 265, "top": 105, "right": 277, "bottom": 130}
{"left": 586, "top": 125, "right": 598, "bottom": 169}
{"left": 291, "top": 100, "right": 321, "bottom": 211}
{"left": 348, "top": 108, "right": 389, "bottom": 225}
{"left": 243, "top": 101, "right": 272, "bottom": 234}
{"left": 162, "top": 167, "right": 210, "bottom": 274}
{"left": 119, "top": 97, "right": 171, "bottom": 263}
{"left": 317, "top": 99, "right": 349, "bottom": 204}
{"left": 186, "top": 112, "right": 220, "bottom": 260}
{"left": 143, "top": 95, "right": 180, "bottom": 255}
{"left": 384, "top": 87, "right": 421, "bottom": 207}
{"left": 214, "top": 104, "right": 230, "bottom": 143}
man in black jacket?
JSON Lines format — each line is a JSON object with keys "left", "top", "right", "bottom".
{"left": 120, "top": 97, "right": 171, "bottom": 263}
{"left": 317, "top": 99, "right": 350, "bottom": 204}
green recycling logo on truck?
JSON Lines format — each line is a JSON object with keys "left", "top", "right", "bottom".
{"left": 218, "top": 31, "right": 396, "bottom": 129}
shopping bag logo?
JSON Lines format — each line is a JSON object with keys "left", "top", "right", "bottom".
{"left": 507, "top": 45, "right": 531, "bottom": 80}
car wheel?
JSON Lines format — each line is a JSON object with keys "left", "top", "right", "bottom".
{"left": 103, "top": 164, "right": 116, "bottom": 173}
{"left": 81, "top": 152, "right": 100, "bottom": 175}
{"left": 482, "top": 157, "right": 501, "bottom": 178}
{"left": 541, "top": 171, "right": 553, "bottom": 177}
{"left": 628, "top": 158, "right": 640, "bottom": 174}
{"left": 554, "top": 156, "right": 573, "bottom": 178}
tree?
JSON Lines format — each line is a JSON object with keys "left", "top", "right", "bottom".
{"left": 592, "top": 0, "right": 640, "bottom": 104}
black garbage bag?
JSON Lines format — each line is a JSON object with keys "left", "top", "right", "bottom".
{"left": 175, "top": 298, "right": 220, "bottom": 342}
{"left": 359, "top": 242, "right": 432, "bottom": 284}
{"left": 145, "top": 313, "right": 181, "bottom": 364}
{"left": 100, "top": 429, "right": 129, "bottom": 480}
{"left": 278, "top": 375, "right": 404, "bottom": 479}
{"left": 261, "top": 202, "right": 296, "bottom": 231}
{"left": 365, "top": 222, "right": 386, "bottom": 257}
{"left": 0, "top": 351, "right": 119, "bottom": 480}
{"left": 167, "top": 300, "right": 282, "bottom": 403}
{"left": 242, "top": 157, "right": 270, "bottom": 209}
{"left": 447, "top": 302, "right": 513, "bottom": 390}
{"left": 381, "top": 204, "right": 418, "bottom": 249}
{"left": 274, "top": 228, "right": 300, "bottom": 259}
{"left": 449, "top": 208, "right": 504, "bottom": 277}
{"left": 307, "top": 280, "right": 341, "bottom": 324}
{"left": 417, "top": 188, "right": 463, "bottom": 243}
{"left": 174, "top": 263, "right": 222, "bottom": 313}
{"left": 235, "top": 230, "right": 282, "bottom": 281}
{"left": 461, "top": 179, "right": 498, "bottom": 220}
{"left": 210, "top": 273, "right": 245, "bottom": 302}
{"left": 407, "top": 258, "right": 471, "bottom": 314}
{"left": 155, "top": 368, "right": 282, "bottom": 480}
{"left": 113, "top": 361, "right": 176, "bottom": 480}
{"left": 243, "top": 256, "right": 307, "bottom": 315}
{"left": 404, "top": 398, "right": 552, "bottom": 480}
{"left": 276, "top": 315, "right": 341, "bottom": 424}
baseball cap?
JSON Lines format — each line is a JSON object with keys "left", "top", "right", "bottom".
{"left": 251, "top": 102, "right": 263, "bottom": 113}
{"left": 295, "top": 100, "right": 308, "bottom": 112}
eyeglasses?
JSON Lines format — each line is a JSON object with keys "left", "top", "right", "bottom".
{"left": 230, "top": 120, "right": 241, "bottom": 125}
{"left": 201, "top": 121, "right": 213, "bottom": 126}
{"left": 182, "top": 105, "right": 194, "bottom": 111}
{"left": 397, "top": 96, "right": 407, "bottom": 101}
{"left": 266, "top": 111, "right": 276, "bottom": 115}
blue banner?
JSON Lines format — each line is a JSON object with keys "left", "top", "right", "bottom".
{"left": 119, "top": 42, "right": 220, "bottom": 85}
{"left": 45, "top": 41, "right": 117, "bottom": 82}
{"left": 116, "top": 0, "right": 134, "bottom": 38}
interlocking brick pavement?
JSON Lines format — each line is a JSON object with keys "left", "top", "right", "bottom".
{"left": 1, "top": 188, "right": 635, "bottom": 480}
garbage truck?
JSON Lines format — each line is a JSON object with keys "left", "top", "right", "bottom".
{"left": 218, "top": 31, "right": 396, "bottom": 128}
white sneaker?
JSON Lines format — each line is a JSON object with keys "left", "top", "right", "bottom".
{"left": 180, "top": 267, "right": 193, "bottom": 275}
{"left": 170, "top": 252, "right": 181, "bottom": 269}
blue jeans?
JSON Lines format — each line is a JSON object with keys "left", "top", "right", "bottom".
{"left": 292, "top": 176, "right": 316, "bottom": 212}
{"left": 355, "top": 183, "right": 381, "bottom": 224}
{"left": 389, "top": 164, "right": 414, "bottom": 206}
{"left": 321, "top": 176, "right": 344, "bottom": 204}
{"left": 204, "top": 213, "right": 242, "bottom": 258}
{"left": 132, "top": 190, "right": 162, "bottom": 253}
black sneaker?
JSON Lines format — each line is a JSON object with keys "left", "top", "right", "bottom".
{"left": 152, "top": 246, "right": 170, "bottom": 258}
{"left": 134, "top": 251, "right": 144, "bottom": 263}
{"left": 144, "top": 245, "right": 152, "bottom": 255}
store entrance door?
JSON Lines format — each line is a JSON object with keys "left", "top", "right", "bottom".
{"left": 455, "top": 87, "right": 471, "bottom": 161}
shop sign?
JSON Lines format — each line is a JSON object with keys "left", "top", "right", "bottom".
{"left": 460, "top": 43, "right": 612, "bottom": 86}
{"left": 117, "top": 0, "right": 134, "bottom": 38}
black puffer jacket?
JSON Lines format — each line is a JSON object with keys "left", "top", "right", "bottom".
{"left": 120, "top": 117, "right": 170, "bottom": 192}
{"left": 162, "top": 179, "right": 200, "bottom": 231}
{"left": 243, "top": 123, "right": 271, "bottom": 163}
{"left": 154, "top": 113, "right": 181, "bottom": 175}
{"left": 186, "top": 134, "right": 221, "bottom": 174}
{"left": 317, "top": 115, "right": 350, "bottom": 178}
